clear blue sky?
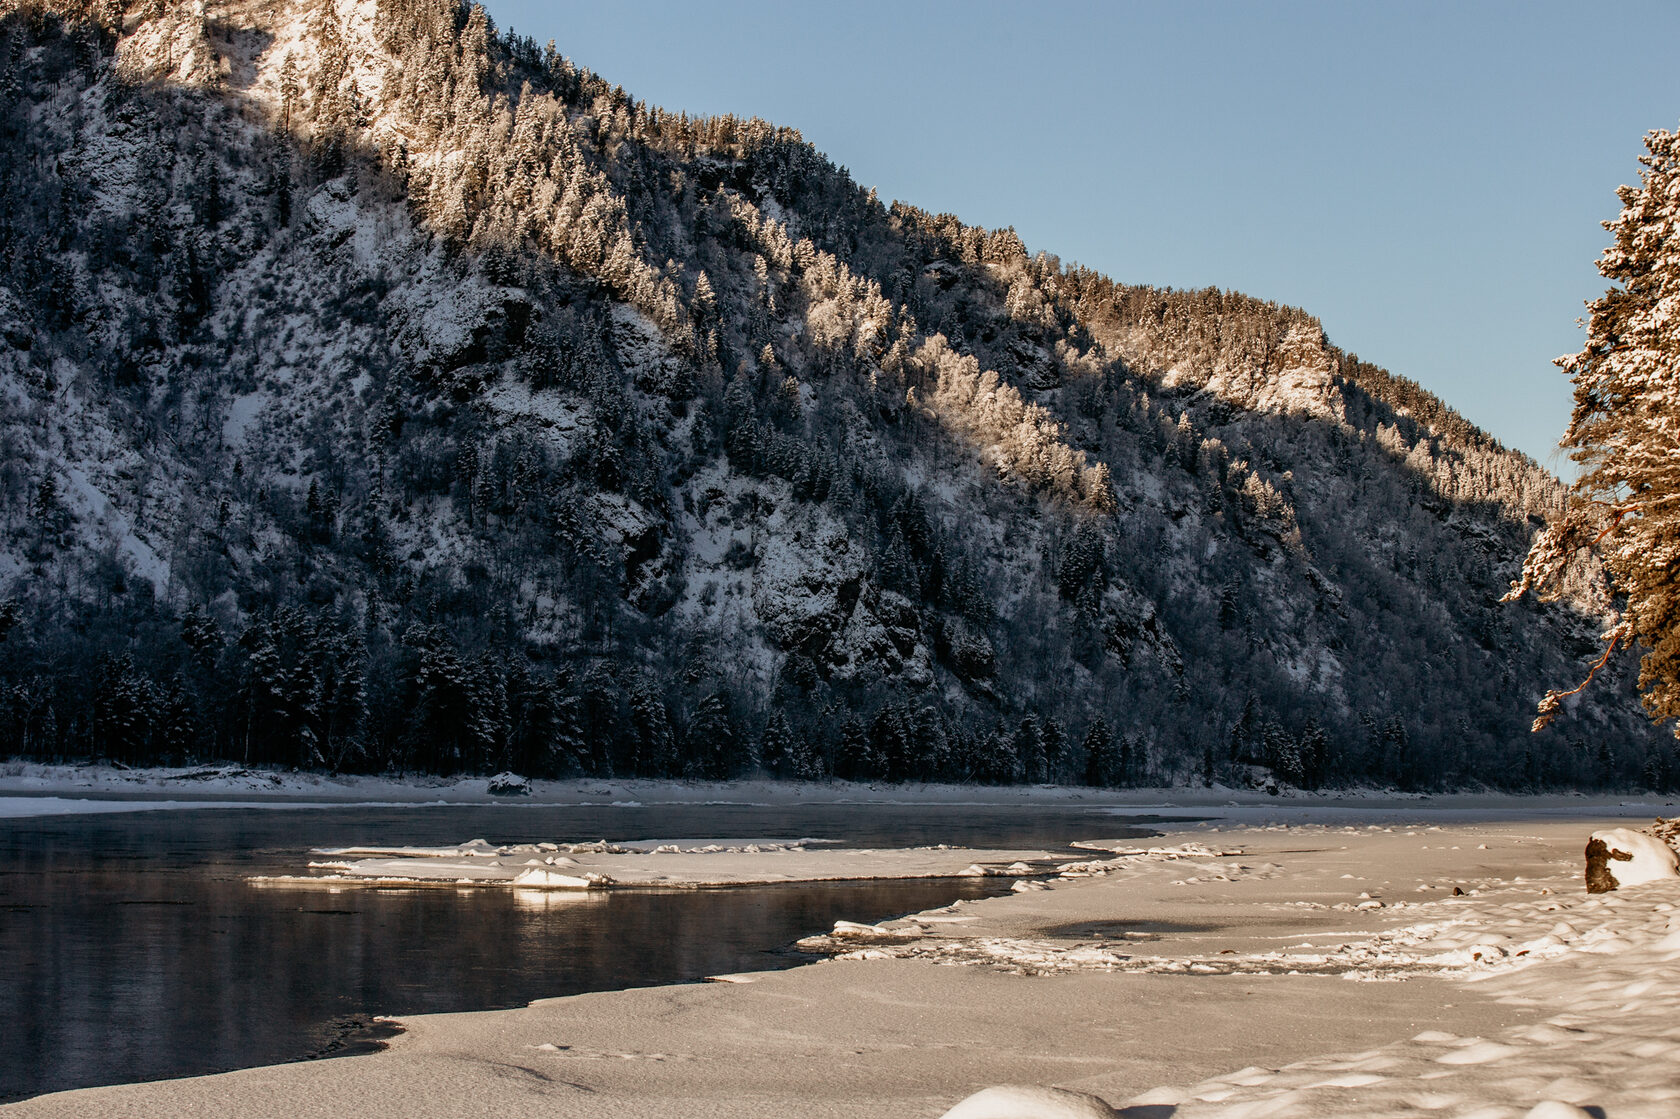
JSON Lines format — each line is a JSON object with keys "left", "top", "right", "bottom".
{"left": 486, "top": 0, "right": 1680, "bottom": 472}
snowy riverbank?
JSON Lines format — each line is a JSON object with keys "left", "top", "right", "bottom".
{"left": 3, "top": 760, "right": 1675, "bottom": 819}
{"left": 6, "top": 801, "right": 1679, "bottom": 1117}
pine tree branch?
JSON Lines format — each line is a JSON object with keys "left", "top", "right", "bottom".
{"left": 1532, "top": 625, "right": 1627, "bottom": 733}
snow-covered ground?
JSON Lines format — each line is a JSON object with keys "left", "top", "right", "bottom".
{"left": 2, "top": 760, "right": 1674, "bottom": 819}
{"left": 812, "top": 823, "right": 1680, "bottom": 1116}
{"left": 1091, "top": 827, "right": 1680, "bottom": 1118}
{"left": 5, "top": 798, "right": 1679, "bottom": 1117}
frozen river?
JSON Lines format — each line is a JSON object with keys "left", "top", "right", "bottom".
{"left": 0, "top": 800, "right": 1161, "bottom": 1101}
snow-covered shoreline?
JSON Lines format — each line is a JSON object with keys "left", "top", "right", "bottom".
{"left": 2, "top": 760, "right": 1674, "bottom": 819}
{"left": 6, "top": 801, "right": 1680, "bottom": 1117}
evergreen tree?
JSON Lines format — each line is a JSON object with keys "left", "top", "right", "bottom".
{"left": 576, "top": 668, "right": 622, "bottom": 777}
{"left": 1271, "top": 723, "right": 1304, "bottom": 787}
{"left": 1297, "top": 717, "right": 1328, "bottom": 789}
{"left": 877, "top": 702, "right": 923, "bottom": 782}
{"left": 1217, "top": 579, "right": 1241, "bottom": 631}
{"left": 1383, "top": 716, "right": 1412, "bottom": 789}
{"left": 833, "top": 713, "right": 875, "bottom": 781}
{"left": 1117, "top": 734, "right": 1140, "bottom": 787}
{"left": 1057, "top": 522, "right": 1107, "bottom": 616}
{"left": 906, "top": 705, "right": 949, "bottom": 781}
{"left": 629, "top": 679, "right": 676, "bottom": 777}
{"left": 179, "top": 604, "right": 222, "bottom": 672}
{"left": 1081, "top": 717, "right": 1114, "bottom": 787}
{"left": 92, "top": 654, "right": 153, "bottom": 765}
{"left": 156, "top": 676, "right": 199, "bottom": 765}
{"left": 1228, "top": 694, "right": 1260, "bottom": 764}
{"left": 1014, "top": 713, "right": 1046, "bottom": 784}
{"left": 760, "top": 710, "right": 796, "bottom": 777}
{"left": 403, "top": 626, "right": 491, "bottom": 774}
{"left": 684, "top": 690, "right": 734, "bottom": 779}
{"left": 1041, "top": 717, "right": 1067, "bottom": 782}
{"left": 550, "top": 682, "right": 589, "bottom": 776}
{"left": 977, "top": 722, "right": 1019, "bottom": 785}
{"left": 278, "top": 52, "right": 299, "bottom": 130}
{"left": 1510, "top": 124, "right": 1680, "bottom": 736}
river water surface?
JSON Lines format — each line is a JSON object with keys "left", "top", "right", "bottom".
{"left": 0, "top": 800, "right": 1161, "bottom": 1101}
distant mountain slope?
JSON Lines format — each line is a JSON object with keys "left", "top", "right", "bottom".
{"left": 0, "top": 0, "right": 1662, "bottom": 789}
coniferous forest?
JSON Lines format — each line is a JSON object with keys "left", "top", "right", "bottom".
{"left": 0, "top": 0, "right": 1667, "bottom": 790}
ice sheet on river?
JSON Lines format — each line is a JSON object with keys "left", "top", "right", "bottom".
{"left": 256, "top": 836, "right": 1084, "bottom": 889}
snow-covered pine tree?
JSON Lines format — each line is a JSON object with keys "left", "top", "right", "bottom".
{"left": 629, "top": 679, "right": 676, "bottom": 777}
{"left": 684, "top": 690, "right": 734, "bottom": 779}
{"left": 1080, "top": 716, "right": 1114, "bottom": 786}
{"left": 1508, "top": 125, "right": 1680, "bottom": 735}
{"left": 832, "top": 714, "right": 875, "bottom": 781}
{"left": 550, "top": 684, "right": 589, "bottom": 777}
{"left": 760, "top": 709, "right": 796, "bottom": 776}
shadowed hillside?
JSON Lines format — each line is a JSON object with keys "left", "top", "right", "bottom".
{"left": 0, "top": 0, "right": 1661, "bottom": 789}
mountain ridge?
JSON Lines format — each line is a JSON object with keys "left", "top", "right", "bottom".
{"left": 0, "top": 0, "right": 1661, "bottom": 790}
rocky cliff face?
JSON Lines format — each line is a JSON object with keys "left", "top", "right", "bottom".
{"left": 0, "top": 0, "right": 1663, "bottom": 788}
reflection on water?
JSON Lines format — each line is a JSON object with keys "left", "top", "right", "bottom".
{"left": 511, "top": 885, "right": 596, "bottom": 911}
{"left": 0, "top": 801, "right": 1159, "bottom": 1101}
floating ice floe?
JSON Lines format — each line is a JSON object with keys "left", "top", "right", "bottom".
{"left": 827, "top": 920, "right": 907, "bottom": 940}
{"left": 254, "top": 837, "right": 1069, "bottom": 890}
{"left": 509, "top": 867, "right": 607, "bottom": 889}
{"left": 1068, "top": 840, "right": 1240, "bottom": 859}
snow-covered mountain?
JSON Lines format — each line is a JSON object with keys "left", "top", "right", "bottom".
{"left": 0, "top": 0, "right": 1661, "bottom": 788}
